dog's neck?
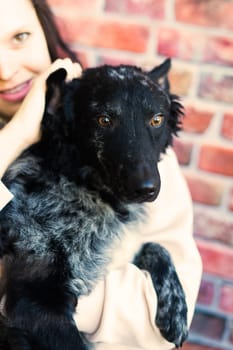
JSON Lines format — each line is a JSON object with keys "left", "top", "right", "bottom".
{"left": 26, "top": 136, "right": 132, "bottom": 221}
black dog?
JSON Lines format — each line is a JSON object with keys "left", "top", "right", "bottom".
{"left": 0, "top": 59, "right": 187, "bottom": 350}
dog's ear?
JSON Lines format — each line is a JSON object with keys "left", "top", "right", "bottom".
{"left": 42, "top": 68, "right": 67, "bottom": 135}
{"left": 148, "top": 58, "right": 171, "bottom": 91}
{"left": 149, "top": 59, "right": 184, "bottom": 144}
{"left": 45, "top": 68, "right": 67, "bottom": 116}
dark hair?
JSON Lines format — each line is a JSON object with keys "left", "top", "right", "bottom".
{"left": 31, "top": 0, "right": 81, "bottom": 65}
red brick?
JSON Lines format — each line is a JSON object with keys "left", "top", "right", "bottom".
{"left": 197, "top": 239, "right": 233, "bottom": 279}
{"left": 190, "top": 310, "right": 225, "bottom": 340}
{"left": 185, "top": 174, "right": 224, "bottom": 206}
{"left": 182, "top": 344, "right": 222, "bottom": 350}
{"left": 221, "top": 113, "right": 233, "bottom": 141}
{"left": 75, "top": 50, "right": 91, "bottom": 68}
{"left": 56, "top": 17, "right": 149, "bottom": 53}
{"left": 168, "top": 69, "right": 193, "bottom": 96}
{"left": 194, "top": 209, "right": 233, "bottom": 246}
{"left": 183, "top": 105, "right": 213, "bottom": 134}
{"left": 204, "top": 36, "right": 233, "bottom": 67}
{"left": 198, "top": 145, "right": 233, "bottom": 177}
{"left": 219, "top": 284, "right": 233, "bottom": 314}
{"left": 48, "top": 0, "right": 101, "bottom": 11}
{"left": 172, "top": 138, "right": 193, "bottom": 165}
{"left": 105, "top": 0, "right": 165, "bottom": 19}
{"left": 156, "top": 27, "right": 233, "bottom": 69}
{"left": 230, "top": 323, "right": 233, "bottom": 344}
{"left": 175, "top": 0, "right": 233, "bottom": 31}
{"left": 229, "top": 188, "right": 233, "bottom": 212}
{"left": 98, "top": 55, "right": 136, "bottom": 66}
{"left": 197, "top": 279, "right": 215, "bottom": 306}
{"left": 157, "top": 27, "right": 204, "bottom": 61}
{"left": 198, "top": 73, "right": 233, "bottom": 104}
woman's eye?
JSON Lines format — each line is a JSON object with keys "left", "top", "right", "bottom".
{"left": 13, "top": 32, "right": 30, "bottom": 44}
{"left": 97, "top": 115, "right": 113, "bottom": 128}
{"left": 150, "top": 113, "right": 164, "bottom": 128}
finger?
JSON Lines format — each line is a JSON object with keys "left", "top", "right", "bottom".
{"left": 63, "top": 60, "right": 82, "bottom": 81}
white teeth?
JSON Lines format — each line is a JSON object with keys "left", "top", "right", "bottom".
{"left": 1, "top": 82, "right": 26, "bottom": 94}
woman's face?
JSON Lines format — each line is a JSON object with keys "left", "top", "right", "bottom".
{"left": 0, "top": 0, "right": 51, "bottom": 119}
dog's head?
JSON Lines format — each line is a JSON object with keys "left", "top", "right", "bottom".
{"left": 44, "top": 59, "right": 183, "bottom": 203}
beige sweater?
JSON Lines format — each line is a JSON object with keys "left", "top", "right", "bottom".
{"left": 0, "top": 148, "right": 202, "bottom": 350}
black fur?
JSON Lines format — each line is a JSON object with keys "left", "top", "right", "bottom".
{"left": 0, "top": 59, "right": 187, "bottom": 349}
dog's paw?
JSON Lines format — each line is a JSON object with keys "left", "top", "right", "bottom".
{"left": 133, "top": 243, "right": 188, "bottom": 347}
{"left": 154, "top": 260, "right": 188, "bottom": 347}
{"left": 155, "top": 282, "right": 188, "bottom": 347}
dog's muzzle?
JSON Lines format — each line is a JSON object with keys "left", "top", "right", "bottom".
{"left": 117, "top": 174, "right": 160, "bottom": 203}
{"left": 133, "top": 179, "right": 160, "bottom": 202}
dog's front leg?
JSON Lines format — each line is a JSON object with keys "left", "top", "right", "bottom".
{"left": 133, "top": 242, "right": 188, "bottom": 347}
{"left": 3, "top": 274, "right": 87, "bottom": 350}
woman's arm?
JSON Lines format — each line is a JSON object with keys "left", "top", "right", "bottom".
{"left": 0, "top": 58, "right": 82, "bottom": 179}
{"left": 0, "top": 59, "right": 81, "bottom": 209}
{"left": 75, "top": 148, "right": 202, "bottom": 350}
{"left": 0, "top": 118, "right": 35, "bottom": 179}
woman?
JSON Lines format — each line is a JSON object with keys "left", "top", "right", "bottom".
{"left": 0, "top": 0, "right": 81, "bottom": 184}
{"left": 0, "top": 0, "right": 202, "bottom": 349}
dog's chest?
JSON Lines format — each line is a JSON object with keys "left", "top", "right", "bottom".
{"left": 5, "top": 173, "right": 145, "bottom": 293}
{"left": 9, "top": 177, "right": 120, "bottom": 251}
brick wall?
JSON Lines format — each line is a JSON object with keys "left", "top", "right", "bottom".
{"left": 48, "top": 1, "right": 233, "bottom": 349}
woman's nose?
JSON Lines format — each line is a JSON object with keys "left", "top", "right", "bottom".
{"left": 0, "top": 53, "right": 18, "bottom": 81}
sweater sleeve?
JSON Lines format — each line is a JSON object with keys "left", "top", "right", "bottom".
{"left": 74, "top": 148, "right": 203, "bottom": 350}
{"left": 0, "top": 181, "right": 13, "bottom": 211}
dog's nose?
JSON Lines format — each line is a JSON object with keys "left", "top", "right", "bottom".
{"left": 135, "top": 180, "right": 157, "bottom": 199}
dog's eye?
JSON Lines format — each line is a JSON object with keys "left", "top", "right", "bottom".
{"left": 97, "top": 116, "right": 112, "bottom": 128}
{"left": 150, "top": 114, "right": 164, "bottom": 128}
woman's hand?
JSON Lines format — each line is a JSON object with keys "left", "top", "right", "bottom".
{"left": 0, "top": 58, "right": 82, "bottom": 178}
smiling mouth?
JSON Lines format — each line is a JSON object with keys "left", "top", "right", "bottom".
{"left": 0, "top": 80, "right": 32, "bottom": 103}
